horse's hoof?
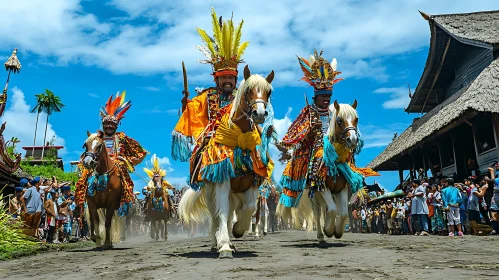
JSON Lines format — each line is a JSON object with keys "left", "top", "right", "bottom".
{"left": 232, "top": 222, "right": 244, "bottom": 238}
{"left": 324, "top": 227, "right": 334, "bottom": 238}
{"left": 318, "top": 240, "right": 328, "bottom": 248}
{"left": 334, "top": 232, "right": 343, "bottom": 239}
{"left": 219, "top": 251, "right": 233, "bottom": 259}
{"left": 263, "top": 231, "right": 267, "bottom": 236}
{"left": 103, "top": 245, "right": 114, "bottom": 250}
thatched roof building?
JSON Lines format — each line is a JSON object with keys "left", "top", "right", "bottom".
{"left": 368, "top": 10, "right": 499, "bottom": 181}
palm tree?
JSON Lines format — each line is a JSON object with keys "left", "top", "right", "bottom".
{"left": 30, "top": 92, "right": 46, "bottom": 157}
{"left": 40, "top": 89, "right": 64, "bottom": 159}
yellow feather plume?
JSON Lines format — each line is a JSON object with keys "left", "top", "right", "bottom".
{"left": 197, "top": 28, "right": 215, "bottom": 56}
{"left": 221, "top": 21, "right": 229, "bottom": 59}
{"left": 324, "top": 67, "right": 329, "bottom": 79}
{"left": 120, "top": 90, "right": 126, "bottom": 106}
{"left": 232, "top": 19, "right": 243, "bottom": 59}
{"left": 228, "top": 18, "right": 234, "bottom": 59}
{"left": 211, "top": 7, "right": 222, "bottom": 51}
{"left": 143, "top": 168, "right": 155, "bottom": 179}
{"left": 237, "top": 41, "right": 249, "bottom": 59}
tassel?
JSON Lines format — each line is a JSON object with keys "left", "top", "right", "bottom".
{"left": 118, "top": 202, "right": 132, "bottom": 217}
{"left": 171, "top": 131, "right": 192, "bottom": 162}
{"left": 200, "top": 157, "right": 235, "bottom": 183}
{"left": 279, "top": 175, "right": 306, "bottom": 192}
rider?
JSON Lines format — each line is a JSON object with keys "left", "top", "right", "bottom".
{"left": 171, "top": 7, "right": 249, "bottom": 163}
{"left": 143, "top": 154, "right": 174, "bottom": 212}
{"left": 277, "top": 50, "right": 343, "bottom": 208}
{"left": 75, "top": 91, "right": 148, "bottom": 216}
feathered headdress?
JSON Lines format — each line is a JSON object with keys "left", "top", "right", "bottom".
{"left": 297, "top": 49, "right": 343, "bottom": 95}
{"left": 100, "top": 90, "right": 131, "bottom": 124}
{"left": 196, "top": 7, "right": 249, "bottom": 77}
{"left": 143, "top": 154, "right": 167, "bottom": 179}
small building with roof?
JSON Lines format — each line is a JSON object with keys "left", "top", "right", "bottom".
{"left": 368, "top": 10, "right": 499, "bottom": 183}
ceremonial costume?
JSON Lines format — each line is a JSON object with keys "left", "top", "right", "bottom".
{"left": 75, "top": 91, "right": 147, "bottom": 216}
{"left": 279, "top": 51, "right": 343, "bottom": 207}
{"left": 143, "top": 154, "right": 173, "bottom": 212}
{"left": 172, "top": 7, "right": 249, "bottom": 162}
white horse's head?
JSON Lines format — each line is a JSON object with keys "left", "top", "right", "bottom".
{"left": 229, "top": 65, "right": 274, "bottom": 125}
{"left": 328, "top": 100, "right": 359, "bottom": 150}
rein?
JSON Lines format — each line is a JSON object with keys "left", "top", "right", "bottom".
{"left": 232, "top": 87, "right": 269, "bottom": 128}
{"left": 82, "top": 141, "right": 116, "bottom": 175}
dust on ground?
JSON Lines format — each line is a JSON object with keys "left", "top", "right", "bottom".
{"left": 0, "top": 231, "right": 497, "bottom": 280}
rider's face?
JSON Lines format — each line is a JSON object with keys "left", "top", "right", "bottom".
{"left": 217, "top": 75, "right": 236, "bottom": 94}
{"left": 315, "top": 94, "right": 331, "bottom": 109}
{"left": 103, "top": 122, "right": 117, "bottom": 136}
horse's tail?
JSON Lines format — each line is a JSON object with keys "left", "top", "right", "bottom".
{"left": 276, "top": 190, "right": 314, "bottom": 232}
{"left": 178, "top": 188, "right": 209, "bottom": 224}
{"left": 292, "top": 189, "right": 314, "bottom": 232}
{"left": 96, "top": 209, "right": 125, "bottom": 244}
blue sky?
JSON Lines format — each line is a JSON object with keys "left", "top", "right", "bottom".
{"left": 1, "top": 0, "right": 498, "bottom": 193}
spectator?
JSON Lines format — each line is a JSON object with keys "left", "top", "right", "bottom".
{"left": 441, "top": 178, "right": 464, "bottom": 237}
{"left": 58, "top": 185, "right": 74, "bottom": 243}
{"left": 488, "top": 167, "right": 499, "bottom": 235}
{"left": 429, "top": 184, "right": 445, "bottom": 235}
{"left": 44, "top": 189, "right": 59, "bottom": 243}
{"left": 20, "top": 177, "right": 43, "bottom": 237}
{"left": 408, "top": 180, "right": 429, "bottom": 236}
{"left": 267, "top": 186, "right": 279, "bottom": 234}
{"left": 9, "top": 185, "right": 25, "bottom": 219}
{"left": 386, "top": 199, "right": 394, "bottom": 234}
{"left": 468, "top": 177, "right": 488, "bottom": 234}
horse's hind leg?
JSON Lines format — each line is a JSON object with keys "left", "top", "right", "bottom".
{"left": 321, "top": 189, "right": 338, "bottom": 238}
{"left": 103, "top": 209, "right": 114, "bottom": 250}
{"left": 205, "top": 185, "right": 218, "bottom": 250}
{"left": 163, "top": 217, "right": 168, "bottom": 241}
{"left": 334, "top": 187, "right": 349, "bottom": 239}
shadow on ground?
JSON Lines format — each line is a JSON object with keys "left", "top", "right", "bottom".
{"left": 163, "top": 250, "right": 258, "bottom": 259}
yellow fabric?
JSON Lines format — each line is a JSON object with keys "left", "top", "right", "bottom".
{"left": 213, "top": 110, "right": 261, "bottom": 150}
{"left": 173, "top": 92, "right": 209, "bottom": 141}
{"left": 333, "top": 142, "right": 350, "bottom": 163}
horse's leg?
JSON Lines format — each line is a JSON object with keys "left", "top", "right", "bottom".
{"left": 89, "top": 206, "right": 101, "bottom": 247}
{"left": 322, "top": 188, "right": 338, "bottom": 238}
{"left": 263, "top": 206, "right": 268, "bottom": 235}
{"left": 155, "top": 220, "right": 160, "bottom": 241}
{"left": 103, "top": 209, "right": 114, "bottom": 249}
{"left": 312, "top": 195, "right": 325, "bottom": 244}
{"left": 232, "top": 187, "right": 258, "bottom": 239}
{"left": 150, "top": 218, "right": 155, "bottom": 240}
{"left": 334, "top": 186, "right": 349, "bottom": 239}
{"left": 209, "top": 181, "right": 232, "bottom": 259}
{"left": 163, "top": 215, "right": 169, "bottom": 241}
{"left": 205, "top": 185, "right": 218, "bottom": 251}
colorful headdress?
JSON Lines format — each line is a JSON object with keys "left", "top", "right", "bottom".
{"left": 196, "top": 7, "right": 249, "bottom": 78}
{"left": 100, "top": 91, "right": 131, "bottom": 124}
{"left": 143, "top": 154, "right": 167, "bottom": 179}
{"left": 297, "top": 50, "right": 343, "bottom": 95}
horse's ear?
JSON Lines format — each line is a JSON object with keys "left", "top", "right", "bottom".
{"left": 352, "top": 99, "right": 358, "bottom": 109}
{"left": 334, "top": 100, "right": 340, "bottom": 112}
{"left": 244, "top": 65, "right": 251, "bottom": 80}
{"left": 87, "top": 131, "right": 91, "bottom": 137}
{"left": 266, "top": 70, "right": 275, "bottom": 84}
{"left": 96, "top": 130, "right": 104, "bottom": 138}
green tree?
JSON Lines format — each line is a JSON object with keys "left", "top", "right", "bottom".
{"left": 39, "top": 89, "right": 64, "bottom": 159}
{"left": 30, "top": 92, "right": 47, "bottom": 157}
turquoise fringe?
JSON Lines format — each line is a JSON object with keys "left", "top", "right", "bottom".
{"left": 323, "top": 135, "right": 364, "bottom": 193}
{"left": 200, "top": 157, "right": 235, "bottom": 183}
{"left": 87, "top": 174, "right": 108, "bottom": 197}
{"left": 234, "top": 147, "right": 252, "bottom": 171}
{"left": 171, "top": 131, "right": 192, "bottom": 162}
{"left": 279, "top": 175, "right": 306, "bottom": 192}
{"left": 355, "top": 130, "right": 364, "bottom": 155}
{"left": 117, "top": 202, "right": 132, "bottom": 217}
{"left": 279, "top": 192, "right": 297, "bottom": 208}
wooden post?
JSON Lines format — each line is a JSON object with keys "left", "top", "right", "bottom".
{"left": 398, "top": 168, "right": 404, "bottom": 184}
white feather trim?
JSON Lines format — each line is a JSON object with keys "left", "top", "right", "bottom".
{"left": 331, "top": 58, "right": 337, "bottom": 71}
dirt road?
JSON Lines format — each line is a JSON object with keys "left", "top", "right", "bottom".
{"left": 0, "top": 231, "right": 497, "bottom": 280}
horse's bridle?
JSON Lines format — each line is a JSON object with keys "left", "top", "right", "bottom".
{"left": 82, "top": 140, "right": 115, "bottom": 175}
{"left": 233, "top": 87, "right": 271, "bottom": 125}
{"left": 336, "top": 116, "right": 358, "bottom": 145}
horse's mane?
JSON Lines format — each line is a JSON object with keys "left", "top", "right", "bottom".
{"left": 84, "top": 133, "right": 100, "bottom": 146}
{"left": 328, "top": 103, "right": 358, "bottom": 141}
{"left": 228, "top": 74, "right": 273, "bottom": 127}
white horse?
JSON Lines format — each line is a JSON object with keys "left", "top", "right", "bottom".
{"left": 285, "top": 101, "right": 361, "bottom": 244}
{"left": 179, "top": 66, "right": 275, "bottom": 258}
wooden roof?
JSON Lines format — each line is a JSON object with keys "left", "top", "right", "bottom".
{"left": 368, "top": 58, "right": 499, "bottom": 170}
{"left": 406, "top": 10, "right": 499, "bottom": 113}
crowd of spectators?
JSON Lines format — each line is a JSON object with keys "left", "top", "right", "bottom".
{"left": 351, "top": 166, "right": 499, "bottom": 237}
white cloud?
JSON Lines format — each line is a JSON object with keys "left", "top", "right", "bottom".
{"left": 88, "top": 93, "right": 99, "bottom": 98}
{"left": 0, "top": 87, "right": 66, "bottom": 156}
{"left": 140, "top": 86, "right": 160, "bottom": 92}
{"left": 1, "top": 0, "right": 497, "bottom": 87}
{"left": 270, "top": 107, "right": 293, "bottom": 183}
{"left": 373, "top": 86, "right": 414, "bottom": 109}
{"left": 360, "top": 123, "right": 409, "bottom": 148}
